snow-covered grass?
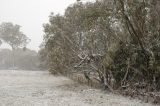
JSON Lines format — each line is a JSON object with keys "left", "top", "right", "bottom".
{"left": 0, "top": 70, "right": 156, "bottom": 106}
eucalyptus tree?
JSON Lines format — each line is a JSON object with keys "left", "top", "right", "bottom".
{"left": 41, "top": 0, "right": 160, "bottom": 92}
{"left": 0, "top": 22, "right": 30, "bottom": 68}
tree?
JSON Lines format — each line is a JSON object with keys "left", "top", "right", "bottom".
{"left": 0, "top": 22, "right": 30, "bottom": 49}
{"left": 40, "top": 0, "right": 160, "bottom": 94}
{"left": 0, "top": 22, "right": 30, "bottom": 68}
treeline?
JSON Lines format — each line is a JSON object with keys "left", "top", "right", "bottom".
{"left": 40, "top": 0, "right": 160, "bottom": 94}
{"left": 0, "top": 48, "right": 40, "bottom": 70}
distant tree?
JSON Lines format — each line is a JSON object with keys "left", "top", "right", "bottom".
{"left": 0, "top": 22, "right": 30, "bottom": 49}
{"left": 0, "top": 22, "right": 30, "bottom": 68}
{"left": 0, "top": 48, "right": 39, "bottom": 70}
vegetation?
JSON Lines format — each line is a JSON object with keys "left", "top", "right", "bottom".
{"left": 0, "top": 22, "right": 30, "bottom": 68}
{"left": 0, "top": 22, "right": 30, "bottom": 49}
{"left": 0, "top": 48, "right": 40, "bottom": 70}
{"left": 40, "top": 0, "right": 160, "bottom": 103}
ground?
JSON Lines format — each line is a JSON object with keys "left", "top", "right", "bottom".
{"left": 0, "top": 70, "right": 157, "bottom": 106}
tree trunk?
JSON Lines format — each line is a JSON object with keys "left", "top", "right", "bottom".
{"left": 12, "top": 46, "right": 15, "bottom": 69}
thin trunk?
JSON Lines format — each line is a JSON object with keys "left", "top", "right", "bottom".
{"left": 12, "top": 46, "right": 15, "bottom": 69}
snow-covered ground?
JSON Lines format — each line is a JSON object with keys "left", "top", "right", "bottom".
{"left": 0, "top": 70, "right": 156, "bottom": 106}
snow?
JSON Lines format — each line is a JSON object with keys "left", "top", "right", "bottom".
{"left": 0, "top": 70, "right": 156, "bottom": 106}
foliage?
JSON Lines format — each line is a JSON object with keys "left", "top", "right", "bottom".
{"left": 0, "top": 22, "right": 30, "bottom": 68}
{"left": 0, "top": 22, "right": 30, "bottom": 49}
{"left": 40, "top": 0, "right": 160, "bottom": 92}
{"left": 0, "top": 48, "right": 40, "bottom": 70}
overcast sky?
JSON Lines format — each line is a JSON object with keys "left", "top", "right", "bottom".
{"left": 0, "top": 0, "right": 77, "bottom": 51}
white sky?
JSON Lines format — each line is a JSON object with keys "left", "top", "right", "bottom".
{"left": 0, "top": 0, "right": 77, "bottom": 51}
